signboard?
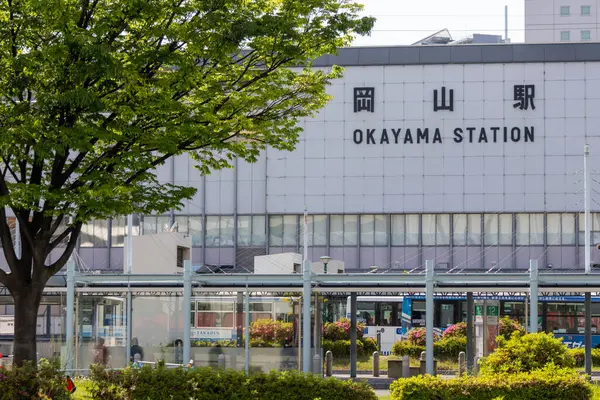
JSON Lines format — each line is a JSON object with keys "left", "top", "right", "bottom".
{"left": 190, "top": 328, "right": 235, "bottom": 341}
{"left": 475, "top": 304, "right": 483, "bottom": 324}
{"left": 486, "top": 305, "right": 499, "bottom": 326}
{"left": 554, "top": 334, "right": 600, "bottom": 349}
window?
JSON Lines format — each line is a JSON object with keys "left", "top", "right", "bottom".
{"left": 561, "top": 31, "right": 570, "bottom": 41}
{"left": 189, "top": 216, "right": 203, "bottom": 246}
{"left": 453, "top": 214, "right": 482, "bottom": 246}
{"left": 80, "top": 220, "right": 109, "bottom": 247}
{"left": 391, "top": 214, "right": 419, "bottom": 245}
{"left": 111, "top": 217, "right": 140, "bottom": 247}
{"left": 238, "top": 215, "right": 266, "bottom": 246}
{"left": 174, "top": 216, "right": 189, "bottom": 235}
{"left": 560, "top": 6, "right": 570, "bottom": 16}
{"left": 547, "top": 213, "right": 575, "bottom": 245}
{"left": 300, "top": 215, "right": 327, "bottom": 246}
{"left": 582, "top": 5, "right": 591, "bottom": 15}
{"left": 142, "top": 215, "right": 171, "bottom": 234}
{"left": 484, "top": 214, "right": 513, "bottom": 245}
{"left": 269, "top": 215, "right": 297, "bottom": 247}
{"left": 516, "top": 214, "right": 544, "bottom": 245}
{"left": 360, "top": 215, "right": 387, "bottom": 246}
{"left": 330, "top": 215, "right": 358, "bottom": 246}
{"left": 206, "top": 216, "right": 235, "bottom": 247}
{"left": 422, "top": 214, "right": 450, "bottom": 245}
{"left": 578, "top": 213, "right": 600, "bottom": 244}
{"left": 582, "top": 30, "right": 591, "bottom": 40}
{"left": 194, "top": 300, "right": 235, "bottom": 328}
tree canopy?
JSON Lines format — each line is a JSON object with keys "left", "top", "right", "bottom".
{"left": 0, "top": 0, "right": 374, "bottom": 364}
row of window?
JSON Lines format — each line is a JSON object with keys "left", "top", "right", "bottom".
{"left": 560, "top": 5, "right": 592, "bottom": 16}
{"left": 560, "top": 30, "right": 591, "bottom": 41}
{"left": 78, "top": 213, "right": 600, "bottom": 248}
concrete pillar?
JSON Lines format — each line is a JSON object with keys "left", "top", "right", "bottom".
{"left": 325, "top": 351, "right": 333, "bottom": 377}
{"left": 529, "top": 259, "right": 538, "bottom": 333}
{"left": 350, "top": 293, "right": 357, "bottom": 378}
{"left": 373, "top": 352, "right": 380, "bottom": 377}
{"left": 245, "top": 290, "right": 250, "bottom": 374}
{"left": 218, "top": 354, "right": 226, "bottom": 370}
{"left": 183, "top": 260, "right": 192, "bottom": 365}
{"left": 402, "top": 355, "right": 410, "bottom": 378}
{"left": 125, "top": 290, "right": 132, "bottom": 363}
{"left": 425, "top": 260, "right": 435, "bottom": 375}
{"left": 586, "top": 292, "right": 592, "bottom": 375}
{"left": 302, "top": 260, "right": 312, "bottom": 373}
{"left": 466, "top": 292, "right": 474, "bottom": 374}
{"left": 65, "top": 260, "right": 75, "bottom": 372}
{"left": 312, "top": 354, "right": 321, "bottom": 375}
{"left": 458, "top": 351, "right": 466, "bottom": 376}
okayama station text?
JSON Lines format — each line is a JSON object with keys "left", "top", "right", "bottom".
{"left": 352, "top": 126, "right": 535, "bottom": 145}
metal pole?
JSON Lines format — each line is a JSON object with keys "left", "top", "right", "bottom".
{"left": 183, "top": 260, "right": 192, "bottom": 365}
{"left": 425, "top": 260, "right": 434, "bottom": 375}
{"left": 127, "top": 214, "right": 133, "bottom": 274}
{"left": 504, "top": 5, "right": 509, "bottom": 42}
{"left": 529, "top": 259, "right": 539, "bottom": 333}
{"left": 350, "top": 293, "right": 357, "bottom": 378}
{"left": 65, "top": 260, "right": 75, "bottom": 372}
{"left": 302, "top": 208, "right": 312, "bottom": 373}
{"left": 245, "top": 290, "right": 250, "bottom": 374}
{"left": 585, "top": 292, "right": 592, "bottom": 375}
{"left": 585, "top": 144, "right": 591, "bottom": 273}
{"left": 466, "top": 292, "right": 474, "bottom": 374}
{"left": 126, "top": 290, "right": 132, "bottom": 363}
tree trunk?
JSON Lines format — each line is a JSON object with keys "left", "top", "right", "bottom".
{"left": 12, "top": 287, "right": 43, "bottom": 366}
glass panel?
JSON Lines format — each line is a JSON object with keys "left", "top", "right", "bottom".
{"left": 582, "top": 5, "right": 591, "bottom": 15}
{"left": 220, "top": 216, "right": 234, "bottom": 246}
{"left": 111, "top": 218, "right": 125, "bottom": 247}
{"left": 95, "top": 219, "right": 109, "bottom": 247}
{"left": 374, "top": 215, "right": 387, "bottom": 246}
{"left": 436, "top": 214, "right": 450, "bottom": 245}
{"left": 205, "top": 216, "right": 220, "bottom": 247}
{"left": 499, "top": 214, "right": 513, "bottom": 245}
{"left": 562, "top": 213, "right": 575, "bottom": 245}
{"left": 80, "top": 222, "right": 94, "bottom": 247}
{"left": 560, "top": 6, "right": 570, "bottom": 15}
{"left": 484, "top": 214, "right": 499, "bottom": 245}
{"left": 344, "top": 215, "right": 358, "bottom": 246}
{"left": 582, "top": 30, "right": 591, "bottom": 40}
{"left": 530, "top": 213, "right": 544, "bottom": 245}
{"left": 561, "top": 31, "right": 570, "bottom": 41}
{"left": 406, "top": 214, "right": 419, "bottom": 245}
{"left": 143, "top": 215, "right": 157, "bottom": 235}
{"left": 467, "top": 214, "right": 481, "bottom": 245}
{"left": 422, "top": 214, "right": 435, "bottom": 246}
{"left": 269, "top": 215, "right": 283, "bottom": 246}
{"left": 189, "top": 217, "right": 203, "bottom": 246}
{"left": 174, "top": 216, "right": 188, "bottom": 234}
{"left": 578, "top": 213, "right": 586, "bottom": 244}
{"left": 156, "top": 216, "right": 171, "bottom": 233}
{"left": 516, "top": 214, "right": 529, "bottom": 245}
{"left": 357, "top": 302, "right": 375, "bottom": 325}
{"left": 453, "top": 214, "right": 467, "bottom": 246}
{"left": 282, "top": 215, "right": 297, "bottom": 246}
{"left": 547, "top": 213, "right": 561, "bottom": 246}
{"left": 378, "top": 303, "right": 393, "bottom": 326}
{"left": 360, "top": 215, "right": 375, "bottom": 246}
{"left": 313, "top": 215, "right": 327, "bottom": 246}
{"left": 237, "top": 216, "right": 251, "bottom": 246}
{"left": 330, "top": 215, "right": 343, "bottom": 246}
{"left": 593, "top": 213, "right": 600, "bottom": 244}
{"left": 252, "top": 215, "right": 266, "bottom": 246}
{"left": 391, "top": 215, "right": 405, "bottom": 246}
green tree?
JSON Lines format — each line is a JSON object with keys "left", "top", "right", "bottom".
{"left": 0, "top": 0, "right": 374, "bottom": 364}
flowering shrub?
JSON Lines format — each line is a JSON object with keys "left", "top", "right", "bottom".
{"left": 442, "top": 322, "right": 467, "bottom": 339}
{"left": 323, "top": 318, "right": 364, "bottom": 341}
{"left": 250, "top": 319, "right": 293, "bottom": 346}
{"left": 498, "top": 316, "right": 525, "bottom": 340}
{"left": 406, "top": 328, "right": 440, "bottom": 346}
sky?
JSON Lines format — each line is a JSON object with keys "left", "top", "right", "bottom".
{"left": 352, "top": 0, "right": 526, "bottom": 46}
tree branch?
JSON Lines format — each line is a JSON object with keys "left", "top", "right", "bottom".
{"left": 45, "top": 223, "right": 81, "bottom": 279}
{"left": 0, "top": 207, "right": 19, "bottom": 277}
{"left": 48, "top": 225, "right": 73, "bottom": 252}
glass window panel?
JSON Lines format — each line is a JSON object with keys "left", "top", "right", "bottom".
{"left": 530, "top": 214, "right": 544, "bottom": 245}
{"left": 344, "top": 215, "right": 358, "bottom": 246}
{"left": 547, "top": 213, "right": 561, "bottom": 246}
{"left": 237, "top": 216, "right": 251, "bottom": 246}
{"left": 80, "top": 222, "right": 94, "bottom": 247}
{"left": 283, "top": 215, "right": 297, "bottom": 246}
{"left": 422, "top": 214, "right": 435, "bottom": 246}
{"left": 593, "top": 213, "right": 600, "bottom": 244}
{"left": 111, "top": 218, "right": 125, "bottom": 247}
{"left": 269, "top": 215, "right": 283, "bottom": 246}
{"left": 484, "top": 214, "right": 499, "bottom": 245}
{"left": 374, "top": 215, "right": 387, "bottom": 246}
{"left": 560, "top": 6, "right": 570, "bottom": 15}
{"left": 220, "top": 216, "right": 234, "bottom": 246}
{"left": 516, "top": 214, "right": 529, "bottom": 245}
{"left": 499, "top": 214, "right": 513, "bottom": 245}
{"left": 174, "top": 216, "right": 188, "bottom": 234}
{"left": 189, "top": 217, "right": 203, "bottom": 246}
{"left": 582, "top": 30, "right": 591, "bottom": 40}
{"left": 252, "top": 215, "right": 266, "bottom": 246}
{"left": 582, "top": 5, "right": 591, "bottom": 15}
{"left": 562, "top": 213, "right": 575, "bottom": 245}
{"left": 142, "top": 215, "right": 156, "bottom": 235}
{"left": 406, "top": 214, "right": 419, "bottom": 245}
{"left": 360, "top": 215, "right": 375, "bottom": 246}
{"left": 578, "top": 213, "right": 586, "bottom": 244}
{"left": 206, "top": 216, "right": 220, "bottom": 247}
{"left": 467, "top": 214, "right": 482, "bottom": 245}
{"left": 561, "top": 31, "right": 570, "bottom": 41}
{"left": 156, "top": 216, "right": 171, "bottom": 233}
{"left": 94, "top": 219, "right": 109, "bottom": 247}
{"left": 453, "top": 214, "right": 467, "bottom": 246}
{"left": 330, "top": 215, "right": 343, "bottom": 246}
{"left": 436, "top": 214, "right": 450, "bottom": 245}
{"left": 391, "top": 215, "right": 405, "bottom": 246}
{"left": 313, "top": 215, "right": 327, "bottom": 246}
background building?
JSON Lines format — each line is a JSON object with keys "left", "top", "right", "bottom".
{"left": 525, "top": 0, "right": 600, "bottom": 43}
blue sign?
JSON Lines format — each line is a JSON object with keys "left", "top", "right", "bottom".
{"left": 396, "top": 328, "right": 402, "bottom": 335}
{"left": 554, "top": 334, "right": 600, "bottom": 349}
{"left": 364, "top": 327, "right": 368, "bottom": 334}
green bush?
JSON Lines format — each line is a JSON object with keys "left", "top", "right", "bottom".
{"left": 498, "top": 316, "right": 526, "bottom": 340}
{"left": 442, "top": 322, "right": 467, "bottom": 339}
{"left": 0, "top": 359, "right": 70, "bottom": 400}
{"left": 406, "top": 328, "right": 440, "bottom": 346}
{"left": 250, "top": 319, "right": 293, "bottom": 346}
{"left": 362, "top": 337, "right": 378, "bottom": 354}
{"left": 324, "top": 339, "right": 376, "bottom": 357}
{"left": 391, "top": 337, "right": 466, "bottom": 360}
{"left": 480, "top": 332, "right": 575, "bottom": 375}
{"left": 390, "top": 365, "right": 592, "bottom": 400}
{"left": 569, "top": 348, "right": 600, "bottom": 367}
{"left": 90, "top": 363, "right": 377, "bottom": 400}
{"left": 323, "top": 318, "right": 365, "bottom": 341}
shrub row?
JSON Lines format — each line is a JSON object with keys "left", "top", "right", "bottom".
{"left": 391, "top": 337, "right": 466, "bottom": 360}
{"left": 0, "top": 359, "right": 70, "bottom": 400}
{"left": 322, "top": 337, "right": 378, "bottom": 358}
{"left": 569, "top": 348, "right": 600, "bottom": 367}
{"left": 390, "top": 366, "right": 592, "bottom": 400}
{"left": 90, "top": 363, "right": 378, "bottom": 400}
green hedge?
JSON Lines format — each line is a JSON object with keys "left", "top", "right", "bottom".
{"left": 322, "top": 337, "right": 378, "bottom": 358}
{"left": 390, "top": 366, "right": 592, "bottom": 400}
{"left": 391, "top": 337, "right": 466, "bottom": 360}
{"left": 90, "top": 363, "right": 377, "bottom": 400}
{"left": 569, "top": 348, "right": 600, "bottom": 367}
{"left": 0, "top": 359, "right": 70, "bottom": 400}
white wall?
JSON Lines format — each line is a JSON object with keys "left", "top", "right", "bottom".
{"left": 525, "top": 0, "right": 600, "bottom": 43}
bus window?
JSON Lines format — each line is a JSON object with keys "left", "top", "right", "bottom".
{"left": 378, "top": 303, "right": 393, "bottom": 326}
{"left": 357, "top": 302, "right": 375, "bottom": 325}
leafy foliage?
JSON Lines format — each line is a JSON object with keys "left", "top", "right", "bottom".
{"left": 0, "top": 358, "right": 70, "bottom": 400}
{"left": 323, "top": 318, "right": 365, "bottom": 341}
{"left": 498, "top": 316, "right": 526, "bottom": 340}
{"left": 406, "top": 328, "right": 441, "bottom": 347}
{"left": 442, "top": 322, "right": 467, "bottom": 339}
{"left": 323, "top": 337, "right": 378, "bottom": 358}
{"left": 568, "top": 348, "right": 600, "bottom": 367}
{"left": 90, "top": 363, "right": 377, "bottom": 400}
{"left": 391, "top": 337, "right": 466, "bottom": 360}
{"left": 390, "top": 365, "right": 592, "bottom": 400}
{"left": 250, "top": 319, "right": 293, "bottom": 347}
{"left": 479, "top": 332, "right": 575, "bottom": 375}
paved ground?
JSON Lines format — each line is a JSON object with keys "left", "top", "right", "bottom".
{"left": 374, "top": 389, "right": 390, "bottom": 398}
